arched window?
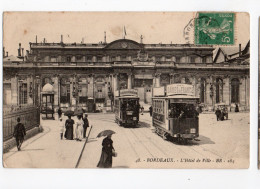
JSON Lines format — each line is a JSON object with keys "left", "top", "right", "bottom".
{"left": 216, "top": 78, "right": 223, "bottom": 103}
{"left": 200, "top": 78, "right": 206, "bottom": 103}
{"left": 231, "top": 78, "right": 240, "bottom": 103}
{"left": 60, "top": 78, "right": 70, "bottom": 104}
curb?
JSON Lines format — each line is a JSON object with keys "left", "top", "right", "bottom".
{"left": 3, "top": 126, "right": 43, "bottom": 153}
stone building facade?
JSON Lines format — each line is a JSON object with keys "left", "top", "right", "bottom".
{"left": 3, "top": 38, "right": 250, "bottom": 112}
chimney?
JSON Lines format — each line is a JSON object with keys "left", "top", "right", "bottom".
{"left": 6, "top": 52, "right": 8, "bottom": 57}
{"left": 239, "top": 44, "right": 241, "bottom": 56}
{"left": 36, "top": 35, "right": 38, "bottom": 44}
{"left": 22, "top": 48, "right": 24, "bottom": 57}
{"left": 61, "top": 35, "right": 63, "bottom": 43}
{"left": 104, "top": 31, "right": 107, "bottom": 44}
{"left": 43, "top": 38, "right": 46, "bottom": 43}
{"left": 26, "top": 50, "right": 29, "bottom": 57}
{"left": 3, "top": 47, "right": 5, "bottom": 58}
{"left": 18, "top": 43, "right": 21, "bottom": 56}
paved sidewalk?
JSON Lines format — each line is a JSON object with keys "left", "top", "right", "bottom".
{"left": 3, "top": 116, "right": 86, "bottom": 168}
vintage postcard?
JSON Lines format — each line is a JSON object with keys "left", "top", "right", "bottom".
{"left": 2, "top": 12, "right": 249, "bottom": 168}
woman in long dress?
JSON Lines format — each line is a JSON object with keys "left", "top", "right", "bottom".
{"left": 64, "top": 115, "right": 74, "bottom": 140}
{"left": 75, "top": 115, "right": 83, "bottom": 141}
{"left": 97, "top": 134, "right": 115, "bottom": 168}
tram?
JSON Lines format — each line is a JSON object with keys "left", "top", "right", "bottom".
{"left": 114, "top": 89, "right": 140, "bottom": 127}
{"left": 152, "top": 84, "right": 200, "bottom": 143}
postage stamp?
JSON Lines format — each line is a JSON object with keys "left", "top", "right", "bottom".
{"left": 194, "top": 12, "right": 235, "bottom": 45}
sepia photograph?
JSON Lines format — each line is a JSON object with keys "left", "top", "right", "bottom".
{"left": 2, "top": 12, "right": 250, "bottom": 169}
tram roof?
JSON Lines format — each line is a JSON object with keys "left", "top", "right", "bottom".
{"left": 116, "top": 96, "right": 139, "bottom": 99}
{"left": 152, "top": 95, "right": 199, "bottom": 99}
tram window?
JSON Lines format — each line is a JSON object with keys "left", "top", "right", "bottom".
{"left": 168, "top": 103, "right": 198, "bottom": 118}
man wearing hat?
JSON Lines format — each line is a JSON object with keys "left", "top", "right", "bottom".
{"left": 82, "top": 113, "right": 89, "bottom": 138}
{"left": 13, "top": 117, "right": 26, "bottom": 151}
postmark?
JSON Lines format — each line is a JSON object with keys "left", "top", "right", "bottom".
{"left": 194, "top": 12, "right": 235, "bottom": 45}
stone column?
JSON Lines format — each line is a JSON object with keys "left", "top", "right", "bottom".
{"left": 113, "top": 74, "right": 118, "bottom": 93}
{"left": 27, "top": 75, "right": 33, "bottom": 105}
{"left": 70, "top": 76, "right": 74, "bottom": 107}
{"left": 239, "top": 77, "right": 246, "bottom": 106}
{"left": 127, "top": 73, "right": 132, "bottom": 89}
{"left": 11, "top": 75, "right": 18, "bottom": 105}
{"left": 87, "top": 75, "right": 94, "bottom": 98}
{"left": 223, "top": 76, "right": 230, "bottom": 105}
{"left": 170, "top": 73, "right": 174, "bottom": 84}
{"left": 155, "top": 73, "right": 161, "bottom": 88}
{"left": 206, "top": 77, "right": 212, "bottom": 106}
{"left": 191, "top": 75, "right": 197, "bottom": 96}
{"left": 53, "top": 75, "right": 59, "bottom": 108}
{"left": 246, "top": 76, "right": 250, "bottom": 110}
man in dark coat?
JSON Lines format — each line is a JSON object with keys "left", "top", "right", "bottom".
{"left": 149, "top": 106, "right": 153, "bottom": 117}
{"left": 57, "top": 107, "right": 62, "bottom": 118}
{"left": 215, "top": 108, "right": 221, "bottom": 121}
{"left": 97, "top": 135, "right": 115, "bottom": 168}
{"left": 82, "top": 113, "right": 89, "bottom": 138}
{"left": 13, "top": 117, "right": 26, "bottom": 151}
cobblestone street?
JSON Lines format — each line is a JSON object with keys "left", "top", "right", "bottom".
{"left": 3, "top": 112, "right": 249, "bottom": 168}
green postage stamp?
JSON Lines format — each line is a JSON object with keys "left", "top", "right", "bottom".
{"left": 195, "top": 12, "right": 235, "bottom": 45}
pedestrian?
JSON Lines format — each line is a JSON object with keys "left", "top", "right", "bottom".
{"left": 97, "top": 134, "right": 116, "bottom": 168}
{"left": 64, "top": 115, "right": 74, "bottom": 140}
{"left": 59, "top": 118, "right": 64, "bottom": 140}
{"left": 215, "top": 108, "right": 221, "bottom": 121}
{"left": 141, "top": 106, "right": 144, "bottom": 115}
{"left": 235, "top": 103, "right": 239, "bottom": 112}
{"left": 149, "top": 106, "right": 153, "bottom": 117}
{"left": 58, "top": 107, "right": 62, "bottom": 118}
{"left": 75, "top": 115, "right": 83, "bottom": 141}
{"left": 82, "top": 113, "right": 89, "bottom": 138}
{"left": 13, "top": 117, "right": 26, "bottom": 151}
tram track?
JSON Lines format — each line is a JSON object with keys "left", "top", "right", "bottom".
{"left": 75, "top": 113, "right": 225, "bottom": 168}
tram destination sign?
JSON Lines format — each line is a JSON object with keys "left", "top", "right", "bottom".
{"left": 120, "top": 89, "right": 138, "bottom": 97}
{"left": 166, "top": 84, "right": 195, "bottom": 96}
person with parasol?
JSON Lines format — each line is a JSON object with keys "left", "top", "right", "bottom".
{"left": 64, "top": 110, "right": 74, "bottom": 140}
{"left": 97, "top": 130, "right": 117, "bottom": 168}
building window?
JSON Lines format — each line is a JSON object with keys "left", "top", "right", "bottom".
{"left": 174, "top": 74, "right": 181, "bottom": 83}
{"left": 97, "top": 56, "right": 102, "bottom": 62}
{"left": 231, "top": 78, "right": 240, "bottom": 103}
{"left": 190, "top": 56, "right": 195, "bottom": 63}
{"left": 216, "top": 78, "right": 223, "bottom": 103}
{"left": 66, "top": 56, "right": 71, "bottom": 62}
{"left": 19, "top": 83, "right": 28, "bottom": 105}
{"left": 185, "top": 77, "right": 191, "bottom": 84}
{"left": 176, "top": 57, "right": 180, "bottom": 63}
{"left": 200, "top": 78, "right": 206, "bottom": 103}
{"left": 76, "top": 56, "right": 82, "bottom": 62}
{"left": 160, "top": 74, "right": 170, "bottom": 87}
{"left": 202, "top": 57, "right": 207, "bottom": 63}
{"left": 3, "top": 83, "right": 11, "bottom": 105}
{"left": 50, "top": 57, "right": 57, "bottom": 62}
{"left": 60, "top": 78, "right": 70, "bottom": 104}
{"left": 78, "top": 84, "right": 87, "bottom": 103}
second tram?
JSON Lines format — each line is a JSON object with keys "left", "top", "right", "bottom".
{"left": 152, "top": 84, "right": 200, "bottom": 143}
{"left": 114, "top": 89, "right": 140, "bottom": 127}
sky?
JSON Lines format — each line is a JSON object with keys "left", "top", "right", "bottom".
{"left": 3, "top": 12, "right": 249, "bottom": 56}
